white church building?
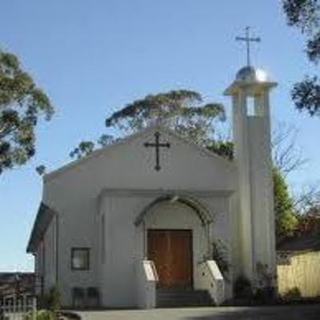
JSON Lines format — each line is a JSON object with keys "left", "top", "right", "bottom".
{"left": 27, "top": 65, "right": 277, "bottom": 308}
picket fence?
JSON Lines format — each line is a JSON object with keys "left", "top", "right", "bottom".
{"left": 0, "top": 295, "right": 36, "bottom": 320}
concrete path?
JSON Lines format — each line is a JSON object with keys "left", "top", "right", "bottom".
{"left": 78, "top": 304, "right": 320, "bottom": 320}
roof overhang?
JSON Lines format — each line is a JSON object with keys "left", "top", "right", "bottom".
{"left": 224, "top": 80, "right": 277, "bottom": 96}
{"left": 26, "top": 202, "right": 56, "bottom": 253}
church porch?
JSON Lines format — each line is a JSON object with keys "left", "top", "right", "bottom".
{"left": 132, "top": 194, "right": 227, "bottom": 308}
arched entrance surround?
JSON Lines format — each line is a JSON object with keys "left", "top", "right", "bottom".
{"left": 134, "top": 194, "right": 214, "bottom": 288}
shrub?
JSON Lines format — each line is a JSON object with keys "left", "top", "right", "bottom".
{"left": 24, "top": 310, "right": 55, "bottom": 320}
{"left": 46, "top": 287, "right": 60, "bottom": 313}
{"left": 38, "top": 286, "right": 61, "bottom": 318}
{"left": 234, "top": 275, "right": 253, "bottom": 299}
{"left": 211, "top": 240, "right": 230, "bottom": 278}
{"left": 282, "top": 287, "right": 302, "bottom": 301}
{"left": 253, "top": 262, "right": 277, "bottom": 304}
{"left": 253, "top": 286, "right": 276, "bottom": 304}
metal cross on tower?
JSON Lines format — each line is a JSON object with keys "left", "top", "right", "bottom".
{"left": 236, "top": 26, "right": 261, "bottom": 66}
{"left": 144, "top": 132, "right": 170, "bottom": 171}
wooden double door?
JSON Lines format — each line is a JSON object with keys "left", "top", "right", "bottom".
{"left": 147, "top": 229, "right": 193, "bottom": 288}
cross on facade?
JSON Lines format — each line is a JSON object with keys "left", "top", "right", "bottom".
{"left": 144, "top": 132, "right": 170, "bottom": 171}
{"left": 236, "top": 26, "right": 261, "bottom": 66}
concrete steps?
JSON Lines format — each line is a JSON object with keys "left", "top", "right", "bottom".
{"left": 156, "top": 288, "right": 214, "bottom": 308}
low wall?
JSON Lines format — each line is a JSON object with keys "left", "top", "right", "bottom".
{"left": 277, "top": 251, "right": 320, "bottom": 297}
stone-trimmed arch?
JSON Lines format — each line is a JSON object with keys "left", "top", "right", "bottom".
{"left": 134, "top": 193, "right": 213, "bottom": 257}
{"left": 134, "top": 194, "right": 213, "bottom": 227}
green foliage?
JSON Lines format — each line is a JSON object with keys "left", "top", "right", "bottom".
{"left": 253, "top": 287, "right": 276, "bottom": 304}
{"left": 97, "top": 134, "right": 114, "bottom": 147}
{"left": 256, "top": 262, "right": 274, "bottom": 288}
{"left": 234, "top": 275, "right": 253, "bottom": 299}
{"left": 71, "top": 89, "right": 226, "bottom": 159}
{"left": 69, "top": 89, "right": 297, "bottom": 247}
{"left": 70, "top": 141, "right": 95, "bottom": 160}
{"left": 295, "top": 209, "right": 320, "bottom": 235}
{"left": 35, "top": 165, "right": 46, "bottom": 176}
{"left": 47, "top": 286, "right": 60, "bottom": 313}
{"left": 282, "top": 286, "right": 302, "bottom": 300}
{"left": 207, "top": 137, "right": 303, "bottom": 244}
{"left": 282, "top": 0, "right": 320, "bottom": 116}
{"left": 39, "top": 286, "right": 60, "bottom": 314}
{"left": 0, "top": 50, "right": 54, "bottom": 174}
{"left": 273, "top": 167, "right": 299, "bottom": 242}
{"left": 207, "top": 140, "right": 234, "bottom": 160}
{"left": 211, "top": 239, "right": 230, "bottom": 277}
{"left": 292, "top": 76, "right": 320, "bottom": 116}
{"left": 283, "top": 0, "right": 319, "bottom": 32}
{"left": 254, "top": 262, "right": 276, "bottom": 303}
{"left": 105, "top": 90, "right": 225, "bottom": 146}
{"left": 207, "top": 142, "right": 298, "bottom": 243}
{"left": 234, "top": 267, "right": 276, "bottom": 303}
{"left": 25, "top": 310, "right": 56, "bottom": 320}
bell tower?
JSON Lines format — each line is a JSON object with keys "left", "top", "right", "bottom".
{"left": 224, "top": 66, "right": 277, "bottom": 285}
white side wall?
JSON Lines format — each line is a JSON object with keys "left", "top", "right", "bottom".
{"left": 56, "top": 198, "right": 99, "bottom": 306}
{"left": 98, "top": 196, "right": 142, "bottom": 307}
{"left": 35, "top": 216, "right": 57, "bottom": 296}
{"left": 44, "top": 219, "right": 56, "bottom": 292}
{"left": 34, "top": 242, "right": 44, "bottom": 296}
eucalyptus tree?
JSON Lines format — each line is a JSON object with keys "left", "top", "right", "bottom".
{"left": 70, "top": 90, "right": 227, "bottom": 159}
{"left": 283, "top": 0, "right": 320, "bottom": 116}
{"left": 0, "top": 50, "right": 54, "bottom": 174}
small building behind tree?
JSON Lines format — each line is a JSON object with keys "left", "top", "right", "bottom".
{"left": 0, "top": 272, "right": 35, "bottom": 298}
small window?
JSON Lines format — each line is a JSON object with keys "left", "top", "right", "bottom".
{"left": 71, "top": 248, "right": 90, "bottom": 270}
{"left": 246, "top": 97, "right": 255, "bottom": 116}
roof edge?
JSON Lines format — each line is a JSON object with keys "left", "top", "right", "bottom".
{"left": 26, "top": 203, "right": 56, "bottom": 253}
{"left": 44, "top": 124, "right": 235, "bottom": 182}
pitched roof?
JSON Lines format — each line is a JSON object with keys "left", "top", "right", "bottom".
{"left": 26, "top": 202, "right": 56, "bottom": 253}
{"left": 27, "top": 125, "right": 235, "bottom": 253}
{"left": 44, "top": 124, "right": 234, "bottom": 182}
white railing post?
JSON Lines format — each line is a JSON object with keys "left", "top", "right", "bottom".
{"left": 0, "top": 294, "right": 36, "bottom": 320}
{"left": 32, "top": 297, "right": 37, "bottom": 320}
{"left": 18, "top": 297, "right": 22, "bottom": 315}
{"left": 198, "top": 260, "right": 225, "bottom": 305}
{"left": 13, "top": 296, "right": 16, "bottom": 315}
{"left": 136, "top": 260, "right": 158, "bottom": 309}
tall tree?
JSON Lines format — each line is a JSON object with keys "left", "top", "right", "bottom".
{"left": 272, "top": 122, "right": 307, "bottom": 175}
{"left": 70, "top": 89, "right": 302, "bottom": 242}
{"left": 283, "top": 0, "right": 320, "bottom": 116}
{"left": 208, "top": 137, "right": 300, "bottom": 243}
{"left": 0, "top": 50, "right": 54, "bottom": 174}
{"left": 294, "top": 183, "right": 320, "bottom": 214}
{"left": 273, "top": 167, "right": 298, "bottom": 243}
{"left": 70, "top": 90, "right": 226, "bottom": 159}
{"left": 104, "top": 90, "right": 225, "bottom": 145}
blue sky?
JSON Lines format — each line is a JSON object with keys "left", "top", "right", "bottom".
{"left": 0, "top": 0, "right": 319, "bottom": 271}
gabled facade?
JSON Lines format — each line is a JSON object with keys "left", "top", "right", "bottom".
{"left": 27, "top": 66, "right": 277, "bottom": 308}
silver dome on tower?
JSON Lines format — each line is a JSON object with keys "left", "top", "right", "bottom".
{"left": 236, "top": 66, "right": 269, "bottom": 82}
{"left": 224, "top": 64, "right": 275, "bottom": 96}
{"left": 223, "top": 27, "right": 276, "bottom": 95}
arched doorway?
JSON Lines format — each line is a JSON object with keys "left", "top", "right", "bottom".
{"left": 135, "top": 195, "right": 213, "bottom": 289}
